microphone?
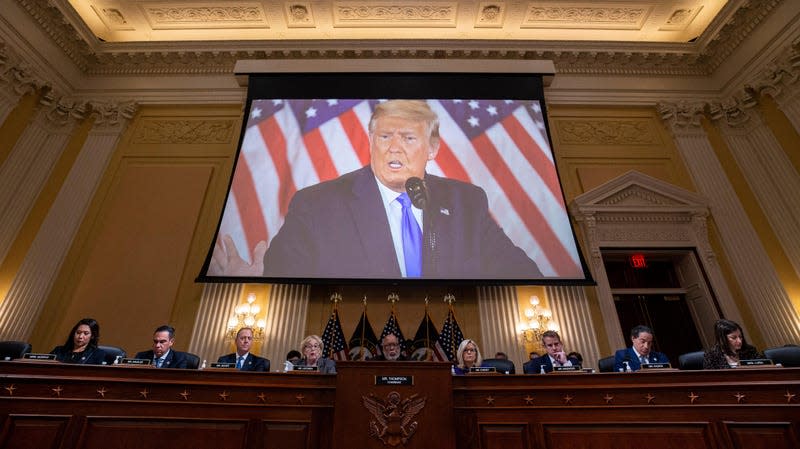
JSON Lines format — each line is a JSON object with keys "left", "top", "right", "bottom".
{"left": 405, "top": 177, "right": 427, "bottom": 210}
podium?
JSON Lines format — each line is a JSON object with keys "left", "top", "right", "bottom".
{"left": 333, "top": 361, "right": 455, "bottom": 449}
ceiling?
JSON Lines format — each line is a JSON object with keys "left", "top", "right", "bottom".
{"left": 15, "top": 0, "right": 781, "bottom": 77}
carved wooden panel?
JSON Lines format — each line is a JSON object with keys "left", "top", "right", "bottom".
{"left": 542, "top": 423, "right": 712, "bottom": 449}
{"left": 479, "top": 423, "right": 528, "bottom": 449}
{"left": 723, "top": 422, "right": 799, "bottom": 449}
{"left": 76, "top": 418, "right": 248, "bottom": 449}
{"left": 0, "top": 414, "right": 70, "bottom": 449}
{"left": 263, "top": 421, "right": 310, "bottom": 449}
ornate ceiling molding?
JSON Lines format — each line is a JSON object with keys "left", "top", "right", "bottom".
{"left": 11, "top": 0, "right": 787, "bottom": 78}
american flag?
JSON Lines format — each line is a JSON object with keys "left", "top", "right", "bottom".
{"left": 409, "top": 310, "right": 447, "bottom": 361}
{"left": 439, "top": 306, "right": 464, "bottom": 362}
{"left": 348, "top": 309, "right": 379, "bottom": 360}
{"left": 321, "top": 307, "right": 349, "bottom": 361}
{"left": 378, "top": 310, "right": 407, "bottom": 358}
{"left": 209, "top": 98, "right": 583, "bottom": 278}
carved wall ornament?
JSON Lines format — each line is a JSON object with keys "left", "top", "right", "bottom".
{"left": 131, "top": 119, "right": 236, "bottom": 144}
{"left": 659, "top": 6, "right": 702, "bottom": 31}
{"left": 362, "top": 391, "right": 426, "bottom": 446}
{"left": 556, "top": 119, "right": 659, "bottom": 145}
{"left": 334, "top": 2, "right": 457, "bottom": 27}
{"left": 88, "top": 101, "right": 138, "bottom": 131}
{"left": 475, "top": 2, "right": 505, "bottom": 28}
{"left": 91, "top": 5, "right": 136, "bottom": 31}
{"left": 598, "top": 185, "right": 683, "bottom": 207}
{"left": 144, "top": 5, "right": 267, "bottom": 28}
{"left": 285, "top": 3, "right": 316, "bottom": 27}
{"left": 522, "top": 5, "right": 650, "bottom": 29}
{"left": 707, "top": 94, "right": 759, "bottom": 128}
{"left": 657, "top": 102, "right": 707, "bottom": 131}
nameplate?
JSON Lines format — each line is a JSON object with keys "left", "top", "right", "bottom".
{"left": 375, "top": 375, "right": 414, "bottom": 386}
{"left": 209, "top": 362, "right": 236, "bottom": 369}
{"left": 553, "top": 365, "right": 582, "bottom": 372}
{"left": 739, "top": 359, "right": 774, "bottom": 367}
{"left": 293, "top": 365, "right": 318, "bottom": 372}
{"left": 641, "top": 363, "right": 672, "bottom": 369}
{"left": 469, "top": 366, "right": 497, "bottom": 374}
{"left": 119, "top": 358, "right": 151, "bottom": 366}
{"left": 23, "top": 353, "right": 57, "bottom": 361}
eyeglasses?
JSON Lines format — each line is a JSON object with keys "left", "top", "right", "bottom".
{"left": 383, "top": 343, "right": 399, "bottom": 349}
{"left": 305, "top": 343, "right": 321, "bottom": 349}
{"left": 463, "top": 348, "right": 476, "bottom": 353}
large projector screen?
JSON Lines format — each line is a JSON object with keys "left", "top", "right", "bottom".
{"left": 198, "top": 72, "right": 592, "bottom": 284}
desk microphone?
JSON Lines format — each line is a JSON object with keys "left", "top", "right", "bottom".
{"left": 405, "top": 177, "right": 427, "bottom": 209}
{"left": 405, "top": 176, "right": 437, "bottom": 275}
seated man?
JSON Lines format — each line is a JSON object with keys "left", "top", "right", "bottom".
{"left": 614, "top": 325, "right": 670, "bottom": 372}
{"left": 134, "top": 325, "right": 191, "bottom": 369}
{"left": 525, "top": 331, "right": 581, "bottom": 374}
{"left": 217, "top": 327, "right": 269, "bottom": 371}
{"left": 372, "top": 333, "right": 407, "bottom": 361}
{"left": 494, "top": 352, "right": 508, "bottom": 360}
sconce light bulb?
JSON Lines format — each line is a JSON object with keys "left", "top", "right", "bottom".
{"left": 257, "top": 319, "right": 266, "bottom": 329}
{"left": 251, "top": 305, "right": 260, "bottom": 315}
{"left": 244, "top": 316, "right": 256, "bottom": 327}
{"left": 247, "top": 293, "right": 256, "bottom": 304}
{"left": 530, "top": 295, "right": 539, "bottom": 306}
{"left": 227, "top": 317, "right": 238, "bottom": 328}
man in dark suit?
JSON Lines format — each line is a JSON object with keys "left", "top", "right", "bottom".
{"left": 372, "top": 333, "right": 408, "bottom": 361}
{"left": 524, "top": 330, "right": 581, "bottom": 374}
{"left": 135, "top": 325, "right": 191, "bottom": 369}
{"left": 614, "top": 325, "right": 670, "bottom": 372}
{"left": 260, "top": 100, "right": 542, "bottom": 279}
{"left": 217, "top": 327, "right": 270, "bottom": 372}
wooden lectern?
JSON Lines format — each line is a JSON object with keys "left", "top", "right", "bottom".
{"left": 333, "top": 361, "right": 455, "bottom": 449}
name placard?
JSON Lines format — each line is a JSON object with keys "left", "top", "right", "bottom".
{"left": 293, "top": 365, "right": 318, "bottom": 372}
{"left": 209, "top": 362, "right": 236, "bottom": 369}
{"left": 23, "top": 353, "right": 57, "bottom": 361}
{"left": 641, "top": 363, "right": 672, "bottom": 369}
{"left": 739, "top": 359, "right": 774, "bottom": 367}
{"left": 119, "top": 358, "right": 151, "bottom": 366}
{"left": 553, "top": 365, "right": 582, "bottom": 372}
{"left": 469, "top": 366, "right": 497, "bottom": 374}
{"left": 375, "top": 375, "right": 414, "bottom": 386}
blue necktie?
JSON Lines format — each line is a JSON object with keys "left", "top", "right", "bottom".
{"left": 397, "top": 193, "right": 422, "bottom": 277}
{"left": 237, "top": 355, "right": 244, "bottom": 370}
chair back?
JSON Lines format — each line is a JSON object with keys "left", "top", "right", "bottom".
{"left": 678, "top": 350, "right": 705, "bottom": 370}
{"left": 184, "top": 352, "right": 200, "bottom": 369}
{"left": 481, "top": 358, "right": 515, "bottom": 374}
{"left": 0, "top": 340, "right": 32, "bottom": 360}
{"left": 597, "top": 355, "right": 616, "bottom": 373}
{"left": 97, "top": 345, "right": 127, "bottom": 364}
{"left": 764, "top": 345, "right": 800, "bottom": 368}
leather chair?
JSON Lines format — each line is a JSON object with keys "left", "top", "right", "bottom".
{"left": 184, "top": 352, "right": 201, "bottom": 370}
{"left": 0, "top": 341, "right": 33, "bottom": 360}
{"left": 598, "top": 355, "right": 616, "bottom": 373}
{"left": 481, "top": 358, "right": 515, "bottom": 374}
{"left": 97, "top": 345, "right": 127, "bottom": 364}
{"left": 764, "top": 345, "right": 800, "bottom": 368}
{"left": 678, "top": 350, "right": 705, "bottom": 370}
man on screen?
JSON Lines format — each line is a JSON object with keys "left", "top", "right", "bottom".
{"left": 216, "top": 100, "right": 541, "bottom": 279}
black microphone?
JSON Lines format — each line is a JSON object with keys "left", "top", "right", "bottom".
{"left": 405, "top": 177, "right": 427, "bottom": 210}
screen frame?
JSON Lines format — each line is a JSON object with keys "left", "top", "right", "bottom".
{"left": 197, "top": 64, "right": 594, "bottom": 286}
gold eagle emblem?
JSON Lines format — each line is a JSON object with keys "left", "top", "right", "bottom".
{"left": 362, "top": 391, "right": 427, "bottom": 446}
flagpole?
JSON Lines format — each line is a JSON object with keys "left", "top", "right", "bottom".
{"left": 359, "top": 295, "right": 367, "bottom": 360}
{"left": 444, "top": 293, "right": 457, "bottom": 361}
{"left": 424, "top": 297, "right": 431, "bottom": 361}
{"left": 328, "top": 293, "right": 341, "bottom": 359}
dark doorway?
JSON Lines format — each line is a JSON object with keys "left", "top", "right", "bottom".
{"left": 613, "top": 294, "right": 703, "bottom": 366}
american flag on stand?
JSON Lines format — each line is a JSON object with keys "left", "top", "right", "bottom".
{"left": 409, "top": 309, "right": 447, "bottom": 361}
{"left": 348, "top": 308, "right": 379, "bottom": 360}
{"left": 439, "top": 306, "right": 464, "bottom": 363}
{"left": 378, "top": 310, "right": 407, "bottom": 359}
{"left": 321, "top": 307, "right": 349, "bottom": 361}
{"left": 210, "top": 98, "right": 582, "bottom": 278}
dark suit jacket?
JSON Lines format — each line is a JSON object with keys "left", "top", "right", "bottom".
{"left": 50, "top": 345, "right": 106, "bottom": 365}
{"left": 613, "top": 347, "right": 670, "bottom": 372}
{"left": 525, "top": 354, "right": 581, "bottom": 374}
{"left": 263, "top": 166, "right": 542, "bottom": 279}
{"left": 372, "top": 354, "right": 408, "bottom": 361}
{"left": 134, "top": 349, "right": 190, "bottom": 369}
{"left": 217, "top": 353, "right": 270, "bottom": 372}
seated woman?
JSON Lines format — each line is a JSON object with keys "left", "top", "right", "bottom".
{"left": 50, "top": 318, "right": 106, "bottom": 365}
{"left": 453, "top": 339, "right": 484, "bottom": 375}
{"left": 703, "top": 319, "right": 764, "bottom": 369}
{"left": 294, "top": 335, "right": 336, "bottom": 374}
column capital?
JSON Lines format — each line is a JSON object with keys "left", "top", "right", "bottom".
{"left": 657, "top": 101, "right": 708, "bottom": 135}
{"left": 0, "top": 42, "right": 46, "bottom": 97}
{"left": 87, "top": 100, "right": 139, "bottom": 132}
{"left": 745, "top": 40, "right": 800, "bottom": 102}
{"left": 707, "top": 91, "right": 762, "bottom": 130}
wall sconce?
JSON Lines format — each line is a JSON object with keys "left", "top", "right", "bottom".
{"left": 517, "top": 295, "right": 560, "bottom": 344}
{"left": 226, "top": 292, "right": 266, "bottom": 340}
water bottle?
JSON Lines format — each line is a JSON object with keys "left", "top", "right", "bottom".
{"left": 623, "top": 361, "right": 632, "bottom": 372}
{"left": 540, "top": 365, "right": 546, "bottom": 374}
{"left": 200, "top": 359, "right": 207, "bottom": 370}
{"left": 284, "top": 360, "right": 294, "bottom": 372}
{"left": 113, "top": 355, "right": 122, "bottom": 365}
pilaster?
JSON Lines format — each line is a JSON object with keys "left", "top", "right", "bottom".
{"left": 477, "top": 285, "right": 526, "bottom": 369}
{"left": 188, "top": 283, "right": 243, "bottom": 364}
{"left": 545, "top": 285, "right": 601, "bottom": 369}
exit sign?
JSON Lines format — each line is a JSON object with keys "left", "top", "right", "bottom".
{"left": 630, "top": 254, "right": 647, "bottom": 268}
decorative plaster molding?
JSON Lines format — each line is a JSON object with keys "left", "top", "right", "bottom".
{"left": 17, "top": 0, "right": 93, "bottom": 72}
{"left": 88, "top": 101, "right": 138, "bottom": 131}
{"left": 143, "top": 4, "right": 267, "bottom": 29}
{"left": 657, "top": 101, "right": 706, "bottom": 130}
{"left": 0, "top": 43, "right": 44, "bottom": 96}
{"left": 522, "top": 4, "right": 651, "bottom": 30}
{"left": 333, "top": 2, "right": 457, "bottom": 27}
{"left": 475, "top": 3, "right": 505, "bottom": 28}
{"left": 707, "top": 93, "right": 758, "bottom": 128}
{"left": 131, "top": 119, "right": 236, "bottom": 144}
{"left": 746, "top": 42, "right": 800, "bottom": 100}
{"left": 659, "top": 6, "right": 702, "bottom": 31}
{"left": 598, "top": 185, "right": 684, "bottom": 207}
{"left": 556, "top": 119, "right": 660, "bottom": 145}
{"left": 284, "top": 3, "right": 316, "bottom": 28}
